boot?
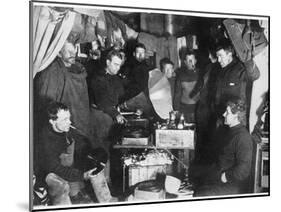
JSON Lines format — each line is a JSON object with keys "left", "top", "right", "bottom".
{"left": 89, "top": 169, "right": 113, "bottom": 203}
{"left": 45, "top": 173, "right": 71, "bottom": 205}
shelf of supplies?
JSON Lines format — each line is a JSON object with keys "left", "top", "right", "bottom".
{"left": 253, "top": 140, "right": 269, "bottom": 193}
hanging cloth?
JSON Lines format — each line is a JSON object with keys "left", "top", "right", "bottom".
{"left": 33, "top": 6, "right": 76, "bottom": 77}
{"left": 104, "top": 11, "right": 127, "bottom": 48}
{"left": 138, "top": 32, "right": 178, "bottom": 69}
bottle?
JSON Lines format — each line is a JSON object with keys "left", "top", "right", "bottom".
{"left": 169, "top": 111, "right": 177, "bottom": 129}
{"left": 177, "top": 114, "right": 185, "bottom": 129}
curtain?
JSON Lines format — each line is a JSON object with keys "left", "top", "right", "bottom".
{"left": 33, "top": 6, "right": 76, "bottom": 77}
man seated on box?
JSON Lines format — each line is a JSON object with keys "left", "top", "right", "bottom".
{"left": 34, "top": 101, "right": 111, "bottom": 205}
{"left": 190, "top": 96, "right": 253, "bottom": 196}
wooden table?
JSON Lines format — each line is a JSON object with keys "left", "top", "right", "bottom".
{"left": 113, "top": 141, "right": 189, "bottom": 150}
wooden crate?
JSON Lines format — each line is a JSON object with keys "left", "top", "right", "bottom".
{"left": 128, "top": 165, "right": 166, "bottom": 186}
{"left": 122, "top": 137, "right": 150, "bottom": 146}
{"left": 155, "top": 129, "right": 195, "bottom": 149}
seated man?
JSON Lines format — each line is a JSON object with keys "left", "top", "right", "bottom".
{"left": 90, "top": 50, "right": 127, "bottom": 152}
{"left": 190, "top": 97, "right": 253, "bottom": 197}
{"left": 90, "top": 50, "right": 128, "bottom": 193}
{"left": 91, "top": 50, "right": 126, "bottom": 125}
{"left": 35, "top": 102, "right": 110, "bottom": 205}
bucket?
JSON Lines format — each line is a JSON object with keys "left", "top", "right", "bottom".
{"left": 165, "top": 175, "right": 181, "bottom": 194}
{"left": 89, "top": 168, "right": 112, "bottom": 203}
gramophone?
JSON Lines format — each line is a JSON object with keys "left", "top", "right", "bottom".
{"left": 120, "top": 109, "right": 151, "bottom": 146}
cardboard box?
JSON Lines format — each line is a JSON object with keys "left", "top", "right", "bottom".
{"left": 155, "top": 129, "right": 195, "bottom": 149}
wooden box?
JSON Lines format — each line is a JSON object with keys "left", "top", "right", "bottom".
{"left": 122, "top": 137, "right": 150, "bottom": 146}
{"left": 128, "top": 165, "right": 166, "bottom": 186}
{"left": 155, "top": 129, "right": 195, "bottom": 149}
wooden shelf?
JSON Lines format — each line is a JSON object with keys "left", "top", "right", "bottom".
{"left": 113, "top": 142, "right": 189, "bottom": 150}
{"left": 253, "top": 140, "right": 269, "bottom": 193}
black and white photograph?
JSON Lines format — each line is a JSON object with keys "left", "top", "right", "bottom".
{"left": 29, "top": 0, "right": 269, "bottom": 211}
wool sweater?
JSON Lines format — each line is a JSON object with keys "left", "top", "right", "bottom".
{"left": 173, "top": 67, "right": 200, "bottom": 110}
{"left": 217, "top": 124, "right": 253, "bottom": 184}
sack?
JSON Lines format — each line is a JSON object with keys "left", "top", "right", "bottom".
{"left": 244, "top": 59, "right": 260, "bottom": 81}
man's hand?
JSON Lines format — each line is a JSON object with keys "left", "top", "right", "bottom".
{"left": 83, "top": 168, "right": 97, "bottom": 180}
{"left": 116, "top": 114, "right": 127, "bottom": 124}
{"left": 118, "top": 102, "right": 129, "bottom": 111}
{"left": 221, "top": 172, "right": 227, "bottom": 183}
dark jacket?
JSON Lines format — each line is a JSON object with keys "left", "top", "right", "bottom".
{"left": 91, "top": 70, "right": 125, "bottom": 119}
{"left": 215, "top": 57, "right": 247, "bottom": 115}
{"left": 217, "top": 124, "right": 253, "bottom": 185}
{"left": 84, "top": 58, "right": 102, "bottom": 104}
{"left": 123, "top": 58, "right": 152, "bottom": 100}
{"left": 37, "top": 126, "right": 89, "bottom": 182}
{"left": 34, "top": 57, "right": 90, "bottom": 136}
{"left": 191, "top": 124, "right": 253, "bottom": 196}
{"left": 204, "top": 62, "right": 221, "bottom": 107}
{"left": 196, "top": 62, "right": 220, "bottom": 126}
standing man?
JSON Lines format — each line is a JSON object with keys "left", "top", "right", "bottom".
{"left": 194, "top": 47, "right": 221, "bottom": 162}
{"left": 90, "top": 50, "right": 126, "bottom": 192}
{"left": 173, "top": 50, "right": 200, "bottom": 170}
{"left": 214, "top": 39, "right": 247, "bottom": 126}
{"left": 160, "top": 57, "right": 176, "bottom": 98}
{"left": 91, "top": 50, "right": 126, "bottom": 125}
{"left": 83, "top": 40, "right": 102, "bottom": 103}
{"left": 34, "top": 40, "right": 90, "bottom": 137}
{"left": 191, "top": 97, "right": 253, "bottom": 196}
{"left": 174, "top": 50, "right": 200, "bottom": 122}
{"left": 123, "top": 43, "right": 152, "bottom": 100}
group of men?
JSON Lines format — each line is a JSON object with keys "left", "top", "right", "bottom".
{"left": 33, "top": 36, "right": 255, "bottom": 205}
{"left": 150, "top": 40, "right": 254, "bottom": 196}
{"left": 33, "top": 40, "right": 153, "bottom": 205}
